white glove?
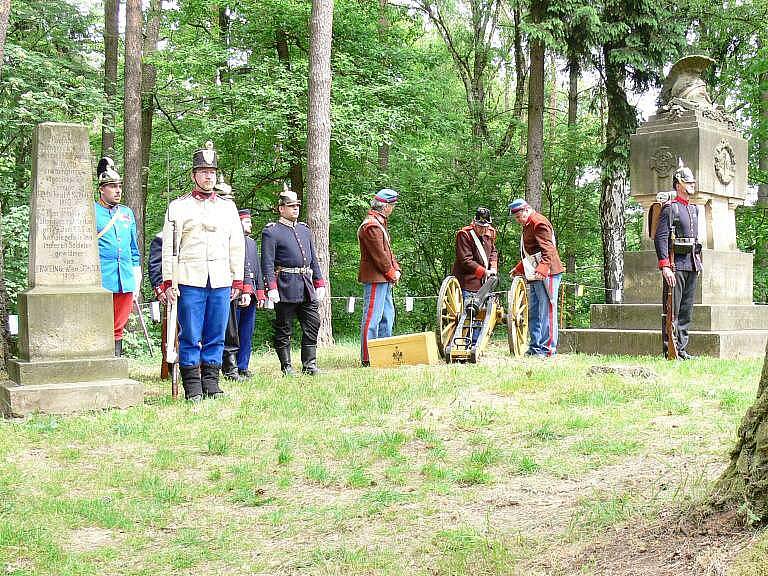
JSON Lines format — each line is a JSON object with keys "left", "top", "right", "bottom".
{"left": 315, "top": 286, "right": 326, "bottom": 301}
{"left": 394, "top": 270, "right": 401, "bottom": 283}
{"left": 239, "top": 293, "right": 252, "bottom": 307}
{"left": 133, "top": 266, "right": 142, "bottom": 300}
{"left": 268, "top": 289, "right": 280, "bottom": 304}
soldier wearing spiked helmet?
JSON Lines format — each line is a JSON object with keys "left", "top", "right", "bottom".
{"left": 653, "top": 158, "right": 702, "bottom": 360}
{"left": 95, "top": 157, "right": 141, "bottom": 357}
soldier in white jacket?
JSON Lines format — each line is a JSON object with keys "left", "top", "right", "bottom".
{"left": 160, "top": 142, "right": 245, "bottom": 402}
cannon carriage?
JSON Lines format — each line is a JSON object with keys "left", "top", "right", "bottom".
{"left": 435, "top": 274, "right": 530, "bottom": 363}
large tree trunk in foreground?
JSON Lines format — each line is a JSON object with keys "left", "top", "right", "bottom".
{"left": 713, "top": 341, "right": 768, "bottom": 521}
{"left": 123, "top": 0, "right": 143, "bottom": 261}
{"left": 102, "top": 0, "right": 119, "bottom": 157}
{"left": 306, "top": 0, "right": 334, "bottom": 346}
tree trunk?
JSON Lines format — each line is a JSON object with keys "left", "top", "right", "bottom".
{"left": 306, "top": 0, "right": 334, "bottom": 346}
{"left": 759, "top": 39, "right": 768, "bottom": 206}
{"left": 123, "top": 0, "right": 143, "bottom": 264}
{"left": 525, "top": 0, "right": 545, "bottom": 211}
{"left": 140, "top": 0, "right": 162, "bottom": 255}
{"left": 275, "top": 28, "right": 305, "bottom": 199}
{"left": 567, "top": 51, "right": 579, "bottom": 128}
{"left": 713, "top": 340, "right": 768, "bottom": 521}
{"left": 496, "top": 2, "right": 526, "bottom": 157}
{"left": 102, "top": 0, "right": 119, "bottom": 157}
{"left": 377, "top": 0, "right": 390, "bottom": 174}
{"left": 0, "top": 0, "right": 11, "bottom": 367}
{"left": 600, "top": 44, "right": 632, "bottom": 304}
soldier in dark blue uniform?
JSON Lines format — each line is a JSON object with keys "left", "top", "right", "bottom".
{"left": 261, "top": 191, "right": 326, "bottom": 375}
{"left": 654, "top": 161, "right": 702, "bottom": 360}
{"left": 236, "top": 209, "right": 265, "bottom": 377}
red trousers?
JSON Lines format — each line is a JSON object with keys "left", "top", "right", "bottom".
{"left": 113, "top": 292, "right": 133, "bottom": 340}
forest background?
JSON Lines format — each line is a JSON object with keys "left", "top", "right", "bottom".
{"left": 0, "top": 0, "right": 767, "bottom": 349}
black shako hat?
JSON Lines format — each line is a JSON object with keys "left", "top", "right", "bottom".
{"left": 474, "top": 207, "right": 492, "bottom": 226}
{"left": 192, "top": 141, "right": 218, "bottom": 171}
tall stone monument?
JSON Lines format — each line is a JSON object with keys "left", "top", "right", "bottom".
{"left": 562, "top": 56, "right": 768, "bottom": 358}
{"left": 1, "top": 123, "right": 142, "bottom": 416}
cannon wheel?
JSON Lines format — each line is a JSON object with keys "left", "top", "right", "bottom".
{"left": 507, "top": 277, "right": 529, "bottom": 357}
{"left": 436, "top": 276, "right": 463, "bottom": 358}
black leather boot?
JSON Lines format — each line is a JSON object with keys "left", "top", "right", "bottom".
{"left": 114, "top": 340, "right": 123, "bottom": 357}
{"left": 221, "top": 351, "right": 244, "bottom": 381}
{"left": 301, "top": 345, "right": 320, "bottom": 376}
{"left": 276, "top": 347, "right": 295, "bottom": 376}
{"left": 180, "top": 365, "right": 203, "bottom": 402}
{"left": 201, "top": 363, "right": 225, "bottom": 398}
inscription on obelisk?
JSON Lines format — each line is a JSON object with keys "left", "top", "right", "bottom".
{"left": 29, "top": 123, "right": 101, "bottom": 287}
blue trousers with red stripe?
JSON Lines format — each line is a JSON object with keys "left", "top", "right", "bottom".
{"left": 527, "top": 273, "right": 562, "bottom": 357}
{"left": 360, "top": 282, "right": 395, "bottom": 363}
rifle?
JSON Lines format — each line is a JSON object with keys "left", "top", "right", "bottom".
{"left": 665, "top": 282, "right": 678, "bottom": 360}
{"left": 132, "top": 299, "right": 154, "bottom": 356}
{"left": 165, "top": 151, "right": 181, "bottom": 398}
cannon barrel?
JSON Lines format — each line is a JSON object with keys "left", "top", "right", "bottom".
{"left": 465, "top": 274, "right": 498, "bottom": 315}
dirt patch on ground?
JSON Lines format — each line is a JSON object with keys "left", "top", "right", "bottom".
{"left": 553, "top": 509, "right": 757, "bottom": 576}
{"left": 66, "top": 526, "right": 123, "bottom": 552}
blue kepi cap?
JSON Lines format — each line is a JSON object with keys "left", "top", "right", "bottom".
{"left": 508, "top": 198, "right": 529, "bottom": 214}
{"left": 374, "top": 188, "right": 399, "bottom": 203}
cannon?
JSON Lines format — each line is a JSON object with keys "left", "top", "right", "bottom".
{"left": 435, "top": 274, "right": 529, "bottom": 363}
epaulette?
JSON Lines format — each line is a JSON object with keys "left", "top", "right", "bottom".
{"left": 264, "top": 222, "right": 276, "bottom": 228}
{"left": 298, "top": 221, "right": 309, "bottom": 227}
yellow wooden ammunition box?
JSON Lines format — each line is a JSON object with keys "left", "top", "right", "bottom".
{"left": 367, "top": 332, "right": 440, "bottom": 368}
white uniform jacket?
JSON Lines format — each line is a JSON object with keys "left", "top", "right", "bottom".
{"left": 161, "top": 193, "right": 245, "bottom": 288}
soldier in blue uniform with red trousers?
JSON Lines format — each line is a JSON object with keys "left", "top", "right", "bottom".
{"left": 94, "top": 157, "right": 141, "bottom": 357}
{"left": 236, "top": 209, "right": 265, "bottom": 377}
{"left": 261, "top": 191, "right": 326, "bottom": 376}
{"left": 654, "top": 161, "right": 702, "bottom": 360}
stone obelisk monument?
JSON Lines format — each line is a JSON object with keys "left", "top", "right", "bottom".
{"left": 1, "top": 123, "right": 142, "bottom": 416}
{"left": 562, "top": 56, "right": 768, "bottom": 358}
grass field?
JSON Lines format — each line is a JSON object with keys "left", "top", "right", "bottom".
{"left": 0, "top": 343, "right": 764, "bottom": 575}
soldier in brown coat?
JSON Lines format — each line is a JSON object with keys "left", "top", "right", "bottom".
{"left": 509, "top": 199, "right": 564, "bottom": 357}
{"left": 358, "top": 188, "right": 401, "bottom": 365}
{"left": 452, "top": 207, "right": 498, "bottom": 294}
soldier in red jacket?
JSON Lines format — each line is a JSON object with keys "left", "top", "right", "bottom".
{"left": 358, "top": 188, "right": 401, "bottom": 366}
{"left": 509, "top": 199, "right": 564, "bottom": 357}
{"left": 452, "top": 207, "right": 498, "bottom": 293}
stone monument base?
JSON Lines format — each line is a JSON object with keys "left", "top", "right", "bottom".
{"left": 1, "top": 378, "right": 143, "bottom": 418}
{"left": 560, "top": 328, "right": 768, "bottom": 359}
{"left": 561, "top": 302, "right": 768, "bottom": 359}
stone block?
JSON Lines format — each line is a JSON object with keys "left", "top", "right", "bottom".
{"left": 0, "top": 379, "right": 143, "bottom": 418}
{"left": 559, "top": 328, "right": 768, "bottom": 359}
{"left": 623, "top": 250, "right": 753, "bottom": 305}
{"left": 17, "top": 287, "right": 115, "bottom": 361}
{"left": 7, "top": 356, "right": 129, "bottom": 386}
{"left": 591, "top": 303, "right": 768, "bottom": 331}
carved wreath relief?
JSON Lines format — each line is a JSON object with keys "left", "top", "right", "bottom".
{"left": 650, "top": 146, "right": 674, "bottom": 178}
{"left": 713, "top": 139, "right": 735, "bottom": 185}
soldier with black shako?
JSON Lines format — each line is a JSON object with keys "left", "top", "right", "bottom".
{"left": 160, "top": 142, "right": 245, "bottom": 401}
{"left": 261, "top": 190, "right": 326, "bottom": 376}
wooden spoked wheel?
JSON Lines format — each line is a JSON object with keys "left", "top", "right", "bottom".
{"left": 436, "top": 276, "right": 463, "bottom": 358}
{"left": 507, "top": 276, "right": 529, "bottom": 357}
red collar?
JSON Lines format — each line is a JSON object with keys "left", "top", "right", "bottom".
{"left": 191, "top": 188, "right": 216, "bottom": 201}
{"left": 674, "top": 195, "right": 689, "bottom": 206}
